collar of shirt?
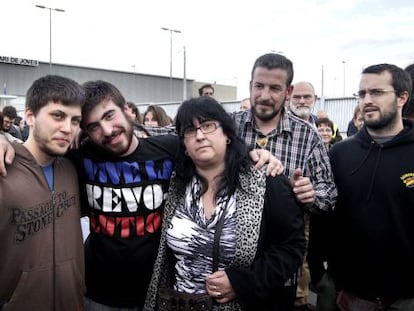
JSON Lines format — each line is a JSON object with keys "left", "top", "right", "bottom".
{"left": 244, "top": 109, "right": 293, "bottom": 137}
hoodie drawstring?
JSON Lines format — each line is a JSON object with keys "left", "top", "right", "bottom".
{"left": 350, "top": 140, "right": 375, "bottom": 175}
{"left": 350, "top": 140, "right": 383, "bottom": 202}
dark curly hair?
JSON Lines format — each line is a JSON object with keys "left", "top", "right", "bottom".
{"left": 81, "top": 80, "right": 126, "bottom": 129}
{"left": 251, "top": 53, "right": 294, "bottom": 87}
{"left": 175, "top": 96, "right": 250, "bottom": 201}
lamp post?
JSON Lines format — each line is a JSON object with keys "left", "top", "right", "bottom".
{"left": 320, "top": 65, "right": 326, "bottom": 109}
{"left": 36, "top": 4, "right": 65, "bottom": 70}
{"left": 321, "top": 65, "right": 325, "bottom": 98}
{"left": 161, "top": 27, "right": 181, "bottom": 102}
{"left": 342, "top": 60, "right": 346, "bottom": 96}
{"left": 183, "top": 46, "right": 187, "bottom": 101}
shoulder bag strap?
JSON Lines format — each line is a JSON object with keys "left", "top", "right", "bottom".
{"left": 212, "top": 197, "right": 230, "bottom": 272}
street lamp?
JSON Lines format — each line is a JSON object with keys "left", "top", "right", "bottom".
{"left": 321, "top": 65, "right": 325, "bottom": 98}
{"left": 36, "top": 4, "right": 65, "bottom": 70}
{"left": 342, "top": 60, "right": 346, "bottom": 96}
{"left": 161, "top": 27, "right": 181, "bottom": 101}
{"left": 183, "top": 46, "right": 187, "bottom": 101}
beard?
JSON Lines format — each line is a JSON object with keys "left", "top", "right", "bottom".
{"left": 39, "top": 144, "right": 64, "bottom": 157}
{"left": 100, "top": 123, "right": 134, "bottom": 156}
{"left": 365, "top": 105, "right": 398, "bottom": 130}
{"left": 43, "top": 148, "right": 62, "bottom": 158}
{"left": 291, "top": 106, "right": 311, "bottom": 120}
{"left": 32, "top": 127, "right": 69, "bottom": 157}
{"left": 252, "top": 98, "right": 285, "bottom": 122}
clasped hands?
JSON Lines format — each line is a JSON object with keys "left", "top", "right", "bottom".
{"left": 206, "top": 270, "right": 235, "bottom": 304}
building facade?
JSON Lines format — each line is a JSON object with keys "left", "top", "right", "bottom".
{"left": 0, "top": 56, "right": 236, "bottom": 118}
{"left": 0, "top": 56, "right": 355, "bottom": 135}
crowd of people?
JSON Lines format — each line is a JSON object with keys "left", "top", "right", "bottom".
{"left": 0, "top": 52, "right": 413, "bottom": 311}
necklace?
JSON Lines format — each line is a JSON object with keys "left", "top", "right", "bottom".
{"left": 256, "top": 135, "right": 268, "bottom": 148}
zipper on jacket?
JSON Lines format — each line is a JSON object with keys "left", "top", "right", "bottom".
{"left": 51, "top": 190, "right": 56, "bottom": 311}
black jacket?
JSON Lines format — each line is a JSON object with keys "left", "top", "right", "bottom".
{"left": 328, "top": 120, "right": 414, "bottom": 299}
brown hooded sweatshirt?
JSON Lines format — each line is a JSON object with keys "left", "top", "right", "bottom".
{"left": 0, "top": 143, "right": 85, "bottom": 311}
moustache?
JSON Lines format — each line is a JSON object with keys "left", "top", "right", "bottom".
{"left": 256, "top": 100, "right": 273, "bottom": 107}
{"left": 102, "top": 130, "right": 121, "bottom": 144}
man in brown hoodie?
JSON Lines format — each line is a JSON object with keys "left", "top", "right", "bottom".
{"left": 0, "top": 75, "right": 85, "bottom": 311}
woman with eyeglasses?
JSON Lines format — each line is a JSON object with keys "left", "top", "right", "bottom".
{"left": 144, "top": 96, "right": 305, "bottom": 311}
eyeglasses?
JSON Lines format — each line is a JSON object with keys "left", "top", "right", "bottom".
{"left": 353, "top": 89, "right": 395, "bottom": 99}
{"left": 183, "top": 121, "right": 221, "bottom": 137}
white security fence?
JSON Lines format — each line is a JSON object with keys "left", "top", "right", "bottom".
{"left": 137, "top": 97, "right": 358, "bottom": 137}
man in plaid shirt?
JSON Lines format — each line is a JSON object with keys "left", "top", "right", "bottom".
{"left": 232, "top": 53, "right": 336, "bottom": 213}
{"left": 232, "top": 53, "right": 337, "bottom": 311}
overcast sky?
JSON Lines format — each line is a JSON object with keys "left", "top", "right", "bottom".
{"left": 2, "top": 0, "right": 414, "bottom": 100}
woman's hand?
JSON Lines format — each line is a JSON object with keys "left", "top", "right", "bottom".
{"left": 206, "top": 270, "right": 236, "bottom": 304}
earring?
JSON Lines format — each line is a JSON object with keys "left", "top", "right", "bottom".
{"left": 226, "top": 139, "right": 231, "bottom": 144}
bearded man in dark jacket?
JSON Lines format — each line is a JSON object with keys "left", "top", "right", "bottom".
{"left": 314, "top": 63, "right": 414, "bottom": 310}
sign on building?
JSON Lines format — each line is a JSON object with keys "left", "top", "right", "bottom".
{"left": 0, "top": 56, "right": 39, "bottom": 67}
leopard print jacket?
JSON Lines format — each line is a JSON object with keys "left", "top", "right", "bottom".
{"left": 143, "top": 165, "right": 266, "bottom": 311}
